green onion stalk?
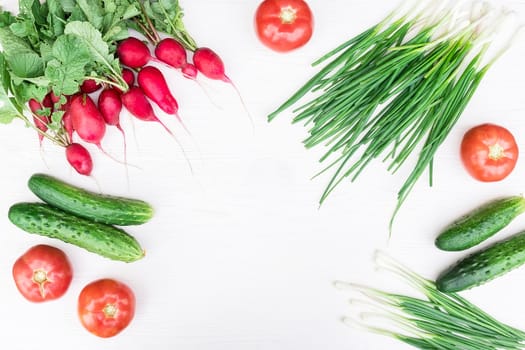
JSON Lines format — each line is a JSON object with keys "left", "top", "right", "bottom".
{"left": 334, "top": 251, "right": 525, "bottom": 349}
{"left": 267, "top": 0, "right": 522, "bottom": 232}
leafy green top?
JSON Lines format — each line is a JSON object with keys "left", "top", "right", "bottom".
{"left": 0, "top": 0, "right": 195, "bottom": 142}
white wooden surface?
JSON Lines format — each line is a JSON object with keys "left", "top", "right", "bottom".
{"left": 1, "top": 1, "right": 525, "bottom": 349}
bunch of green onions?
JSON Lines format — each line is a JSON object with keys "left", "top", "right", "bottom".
{"left": 334, "top": 251, "right": 525, "bottom": 349}
{"left": 268, "top": 0, "right": 522, "bottom": 229}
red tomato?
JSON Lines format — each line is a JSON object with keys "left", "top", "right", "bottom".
{"left": 255, "top": 0, "right": 314, "bottom": 52}
{"left": 78, "top": 279, "right": 136, "bottom": 338}
{"left": 460, "top": 123, "right": 519, "bottom": 182}
{"left": 12, "top": 244, "right": 73, "bottom": 302}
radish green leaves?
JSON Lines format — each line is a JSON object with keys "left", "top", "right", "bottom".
{"left": 0, "top": 53, "right": 24, "bottom": 124}
{"left": 45, "top": 34, "right": 91, "bottom": 96}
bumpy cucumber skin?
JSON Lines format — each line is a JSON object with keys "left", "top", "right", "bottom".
{"left": 28, "top": 173, "right": 153, "bottom": 226}
{"left": 435, "top": 196, "right": 525, "bottom": 251}
{"left": 436, "top": 230, "right": 525, "bottom": 293}
{"left": 8, "top": 202, "right": 145, "bottom": 263}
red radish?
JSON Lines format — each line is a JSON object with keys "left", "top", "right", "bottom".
{"left": 137, "top": 66, "right": 191, "bottom": 132}
{"left": 36, "top": 93, "right": 53, "bottom": 141}
{"left": 98, "top": 89, "right": 127, "bottom": 152}
{"left": 114, "top": 69, "right": 135, "bottom": 93}
{"left": 122, "top": 68, "right": 135, "bottom": 86}
{"left": 66, "top": 143, "right": 93, "bottom": 175}
{"left": 62, "top": 112, "right": 74, "bottom": 142}
{"left": 117, "top": 37, "right": 154, "bottom": 68}
{"left": 80, "top": 79, "right": 101, "bottom": 93}
{"left": 154, "top": 38, "right": 187, "bottom": 69}
{"left": 69, "top": 94, "right": 127, "bottom": 165}
{"left": 98, "top": 88, "right": 130, "bottom": 179}
{"left": 29, "top": 98, "right": 50, "bottom": 117}
{"left": 98, "top": 89, "right": 123, "bottom": 127}
{"left": 59, "top": 94, "right": 74, "bottom": 111}
{"left": 193, "top": 47, "right": 253, "bottom": 127}
{"left": 42, "top": 93, "right": 53, "bottom": 108}
{"left": 49, "top": 91, "right": 61, "bottom": 104}
{"left": 28, "top": 98, "right": 51, "bottom": 145}
{"left": 31, "top": 114, "right": 49, "bottom": 138}
{"left": 122, "top": 86, "right": 162, "bottom": 122}
{"left": 69, "top": 94, "right": 106, "bottom": 145}
{"left": 121, "top": 86, "right": 180, "bottom": 136}
{"left": 28, "top": 98, "right": 43, "bottom": 114}
{"left": 181, "top": 63, "right": 198, "bottom": 80}
{"left": 59, "top": 94, "right": 75, "bottom": 142}
{"left": 192, "top": 47, "right": 231, "bottom": 82}
{"left": 154, "top": 38, "right": 198, "bottom": 80}
{"left": 137, "top": 66, "right": 179, "bottom": 115}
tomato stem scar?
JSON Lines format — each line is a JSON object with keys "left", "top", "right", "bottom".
{"left": 103, "top": 304, "right": 118, "bottom": 318}
{"left": 32, "top": 269, "right": 49, "bottom": 297}
{"left": 489, "top": 143, "right": 505, "bottom": 160}
{"left": 280, "top": 6, "right": 297, "bottom": 23}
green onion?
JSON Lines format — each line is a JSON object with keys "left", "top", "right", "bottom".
{"left": 268, "top": 0, "right": 521, "bottom": 231}
{"left": 335, "top": 251, "right": 525, "bottom": 349}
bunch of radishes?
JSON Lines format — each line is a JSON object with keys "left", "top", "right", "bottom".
{"left": 28, "top": 34, "right": 235, "bottom": 177}
{"left": 5, "top": 0, "right": 246, "bottom": 177}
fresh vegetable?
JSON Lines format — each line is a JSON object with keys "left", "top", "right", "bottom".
{"left": 62, "top": 112, "right": 74, "bottom": 142}
{"left": 255, "top": 0, "right": 314, "bottom": 52}
{"left": 117, "top": 37, "right": 154, "bottom": 68}
{"left": 48, "top": 91, "right": 61, "bottom": 105}
{"left": 65, "top": 143, "right": 93, "bottom": 176}
{"left": 69, "top": 94, "right": 107, "bottom": 146}
{"left": 0, "top": 2, "right": 140, "bottom": 162}
{"left": 98, "top": 89, "right": 123, "bottom": 128}
{"left": 437, "top": 230, "right": 525, "bottom": 292}
{"left": 29, "top": 95, "right": 52, "bottom": 112}
{"left": 435, "top": 196, "right": 525, "bottom": 251}
{"left": 155, "top": 38, "right": 188, "bottom": 69}
{"left": 12, "top": 244, "right": 73, "bottom": 303}
{"left": 8, "top": 202, "right": 145, "bottom": 263}
{"left": 78, "top": 278, "right": 135, "bottom": 338}
{"left": 28, "top": 173, "right": 154, "bottom": 226}
{"left": 122, "top": 68, "right": 135, "bottom": 87}
{"left": 31, "top": 116, "right": 51, "bottom": 141}
{"left": 0, "top": 4, "right": 124, "bottom": 172}
{"left": 28, "top": 98, "right": 51, "bottom": 145}
{"left": 98, "top": 88, "right": 127, "bottom": 161}
{"left": 69, "top": 93, "right": 126, "bottom": 164}
{"left": 460, "top": 123, "right": 519, "bottom": 182}
{"left": 267, "top": 0, "right": 521, "bottom": 231}
{"left": 0, "top": 0, "right": 237, "bottom": 175}
{"left": 193, "top": 47, "right": 231, "bottom": 83}
{"left": 137, "top": 66, "right": 179, "bottom": 115}
{"left": 121, "top": 86, "right": 173, "bottom": 135}
{"left": 193, "top": 47, "right": 253, "bottom": 125}
{"left": 28, "top": 99, "right": 47, "bottom": 116}
{"left": 336, "top": 251, "right": 525, "bottom": 349}
{"left": 181, "top": 63, "right": 198, "bottom": 80}
{"left": 80, "top": 79, "right": 102, "bottom": 94}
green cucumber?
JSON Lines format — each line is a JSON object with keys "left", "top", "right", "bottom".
{"left": 28, "top": 173, "right": 153, "bottom": 226}
{"left": 435, "top": 196, "right": 525, "bottom": 251}
{"left": 8, "top": 202, "right": 145, "bottom": 262}
{"left": 436, "top": 230, "right": 525, "bottom": 292}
